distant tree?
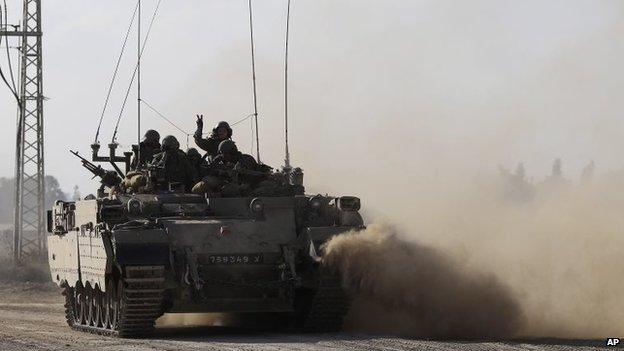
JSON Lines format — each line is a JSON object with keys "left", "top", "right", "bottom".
{"left": 551, "top": 158, "right": 563, "bottom": 179}
{"left": 514, "top": 162, "right": 525, "bottom": 181}
{"left": 497, "top": 162, "right": 535, "bottom": 204}
{"left": 580, "top": 161, "right": 595, "bottom": 185}
{"left": 44, "top": 175, "right": 67, "bottom": 209}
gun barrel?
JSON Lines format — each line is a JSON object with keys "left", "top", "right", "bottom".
{"left": 71, "top": 150, "right": 105, "bottom": 176}
{"left": 70, "top": 150, "right": 89, "bottom": 163}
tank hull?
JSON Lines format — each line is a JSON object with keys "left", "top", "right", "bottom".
{"left": 48, "top": 194, "right": 363, "bottom": 336}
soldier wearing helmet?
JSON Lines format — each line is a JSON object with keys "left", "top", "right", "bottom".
{"left": 211, "top": 140, "right": 241, "bottom": 165}
{"left": 194, "top": 115, "right": 233, "bottom": 159}
{"left": 160, "top": 135, "right": 180, "bottom": 151}
{"left": 186, "top": 147, "right": 207, "bottom": 177}
{"left": 211, "top": 140, "right": 268, "bottom": 179}
{"left": 131, "top": 129, "right": 161, "bottom": 169}
{"left": 150, "top": 135, "right": 198, "bottom": 191}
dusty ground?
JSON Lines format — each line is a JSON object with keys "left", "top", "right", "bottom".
{"left": 0, "top": 283, "right": 615, "bottom": 351}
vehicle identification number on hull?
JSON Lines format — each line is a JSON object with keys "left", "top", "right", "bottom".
{"left": 207, "top": 254, "right": 264, "bottom": 265}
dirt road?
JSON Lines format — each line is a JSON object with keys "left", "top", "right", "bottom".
{"left": 0, "top": 283, "right": 613, "bottom": 351}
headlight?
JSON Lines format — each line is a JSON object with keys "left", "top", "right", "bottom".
{"left": 338, "top": 196, "right": 361, "bottom": 211}
{"left": 250, "top": 198, "right": 264, "bottom": 213}
{"left": 127, "top": 198, "right": 143, "bottom": 214}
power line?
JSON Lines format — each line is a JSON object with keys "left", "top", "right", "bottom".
{"left": 94, "top": 0, "right": 140, "bottom": 144}
{"left": 0, "top": 2, "right": 19, "bottom": 103}
{"left": 3, "top": 0, "right": 17, "bottom": 94}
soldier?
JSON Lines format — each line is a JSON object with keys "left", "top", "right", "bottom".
{"left": 210, "top": 140, "right": 241, "bottom": 166}
{"left": 150, "top": 135, "right": 198, "bottom": 192}
{"left": 210, "top": 140, "right": 273, "bottom": 192}
{"left": 194, "top": 114, "right": 233, "bottom": 159}
{"left": 131, "top": 129, "right": 161, "bottom": 169}
{"left": 186, "top": 147, "right": 207, "bottom": 176}
{"left": 193, "top": 140, "right": 245, "bottom": 195}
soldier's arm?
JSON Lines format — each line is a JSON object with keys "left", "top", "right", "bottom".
{"left": 194, "top": 135, "right": 219, "bottom": 155}
{"left": 130, "top": 155, "right": 139, "bottom": 170}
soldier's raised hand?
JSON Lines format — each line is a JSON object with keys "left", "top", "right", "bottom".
{"left": 194, "top": 115, "right": 204, "bottom": 139}
{"left": 196, "top": 114, "right": 204, "bottom": 130}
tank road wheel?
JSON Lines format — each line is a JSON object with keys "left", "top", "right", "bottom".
{"left": 86, "top": 284, "right": 96, "bottom": 326}
{"left": 66, "top": 267, "right": 166, "bottom": 336}
{"left": 75, "top": 283, "right": 87, "bottom": 326}
{"left": 61, "top": 284, "right": 76, "bottom": 327}
{"left": 103, "top": 279, "right": 117, "bottom": 330}
{"left": 115, "top": 279, "right": 125, "bottom": 330}
{"left": 93, "top": 286, "right": 104, "bottom": 328}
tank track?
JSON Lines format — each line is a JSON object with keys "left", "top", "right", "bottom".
{"left": 63, "top": 266, "right": 166, "bottom": 338}
{"left": 302, "top": 273, "right": 351, "bottom": 333}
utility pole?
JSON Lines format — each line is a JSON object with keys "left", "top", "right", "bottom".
{"left": 1, "top": 0, "right": 44, "bottom": 263}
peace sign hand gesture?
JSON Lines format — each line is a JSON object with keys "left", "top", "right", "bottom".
{"left": 196, "top": 114, "right": 204, "bottom": 130}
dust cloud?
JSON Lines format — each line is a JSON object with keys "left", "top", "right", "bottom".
{"left": 322, "top": 167, "right": 624, "bottom": 339}
{"left": 324, "top": 223, "right": 523, "bottom": 339}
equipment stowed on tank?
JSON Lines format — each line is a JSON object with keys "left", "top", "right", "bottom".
{"left": 46, "top": 142, "right": 364, "bottom": 337}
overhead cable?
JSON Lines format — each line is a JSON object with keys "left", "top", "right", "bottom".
{"left": 0, "top": 3, "right": 19, "bottom": 103}
{"left": 3, "top": 0, "right": 17, "bottom": 94}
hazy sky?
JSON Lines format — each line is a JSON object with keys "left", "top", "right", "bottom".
{"left": 1, "top": 0, "right": 624, "bottom": 200}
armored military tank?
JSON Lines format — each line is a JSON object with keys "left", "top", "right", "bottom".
{"left": 47, "top": 143, "right": 364, "bottom": 337}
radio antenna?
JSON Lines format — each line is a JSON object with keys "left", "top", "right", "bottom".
{"left": 283, "top": 0, "right": 292, "bottom": 170}
{"left": 248, "top": 0, "right": 261, "bottom": 163}
{"left": 136, "top": 0, "right": 142, "bottom": 166}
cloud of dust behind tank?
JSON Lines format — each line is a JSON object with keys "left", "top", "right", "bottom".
{"left": 267, "top": 1, "right": 624, "bottom": 339}
{"left": 322, "top": 167, "right": 624, "bottom": 339}
{"left": 323, "top": 223, "right": 524, "bottom": 339}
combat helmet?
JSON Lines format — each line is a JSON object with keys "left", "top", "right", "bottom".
{"left": 187, "top": 148, "right": 201, "bottom": 158}
{"left": 213, "top": 121, "right": 233, "bottom": 138}
{"left": 161, "top": 135, "right": 180, "bottom": 151}
{"left": 144, "top": 129, "right": 160, "bottom": 143}
{"left": 218, "top": 139, "right": 238, "bottom": 155}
